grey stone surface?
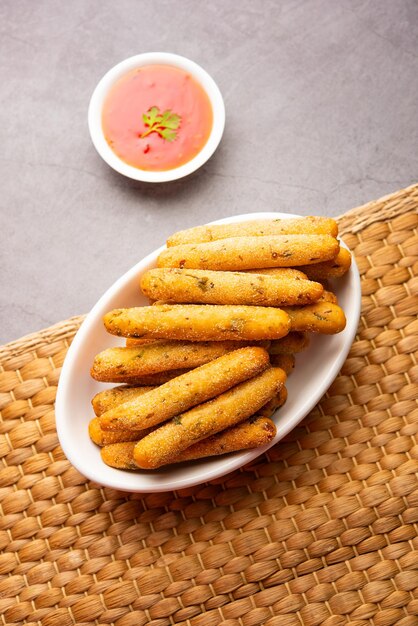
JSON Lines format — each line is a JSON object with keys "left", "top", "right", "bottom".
{"left": 1, "top": 0, "right": 417, "bottom": 343}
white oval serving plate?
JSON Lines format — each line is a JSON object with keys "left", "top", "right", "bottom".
{"left": 56, "top": 213, "right": 361, "bottom": 492}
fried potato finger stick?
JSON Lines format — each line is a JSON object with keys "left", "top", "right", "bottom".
{"left": 257, "top": 385, "right": 288, "bottom": 418}
{"left": 91, "top": 340, "right": 245, "bottom": 382}
{"left": 127, "top": 337, "right": 273, "bottom": 349}
{"left": 269, "top": 353, "right": 295, "bottom": 374}
{"left": 269, "top": 332, "right": 309, "bottom": 355}
{"left": 298, "top": 248, "right": 352, "bottom": 280}
{"left": 117, "top": 370, "right": 190, "bottom": 385}
{"left": 95, "top": 385, "right": 287, "bottom": 449}
{"left": 284, "top": 301, "right": 346, "bottom": 334}
{"left": 100, "top": 385, "right": 289, "bottom": 468}
{"left": 157, "top": 235, "right": 340, "bottom": 270}
{"left": 101, "top": 416, "right": 278, "bottom": 470}
{"left": 246, "top": 268, "right": 308, "bottom": 280}
{"left": 89, "top": 417, "right": 153, "bottom": 446}
{"left": 134, "top": 367, "right": 286, "bottom": 469}
{"left": 104, "top": 304, "right": 291, "bottom": 342}
{"left": 104, "top": 416, "right": 278, "bottom": 469}
{"left": 177, "top": 416, "right": 277, "bottom": 461}
{"left": 100, "top": 347, "right": 270, "bottom": 432}
{"left": 140, "top": 268, "right": 324, "bottom": 307}
{"left": 101, "top": 442, "right": 138, "bottom": 470}
{"left": 92, "top": 385, "right": 156, "bottom": 416}
{"left": 125, "top": 338, "right": 167, "bottom": 346}
{"left": 167, "top": 217, "right": 338, "bottom": 246}
{"left": 320, "top": 290, "right": 338, "bottom": 304}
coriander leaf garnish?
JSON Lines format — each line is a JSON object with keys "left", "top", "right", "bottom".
{"left": 140, "top": 106, "right": 181, "bottom": 142}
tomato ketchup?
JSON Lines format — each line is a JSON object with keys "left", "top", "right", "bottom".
{"left": 102, "top": 65, "right": 213, "bottom": 171}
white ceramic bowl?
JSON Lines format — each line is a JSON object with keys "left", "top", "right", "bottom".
{"left": 56, "top": 213, "right": 361, "bottom": 492}
{"left": 88, "top": 52, "right": 225, "bottom": 182}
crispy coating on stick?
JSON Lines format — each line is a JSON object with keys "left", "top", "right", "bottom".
{"left": 167, "top": 217, "right": 338, "bottom": 247}
{"left": 98, "top": 387, "right": 287, "bottom": 456}
{"left": 134, "top": 367, "right": 286, "bottom": 469}
{"left": 246, "top": 268, "right": 309, "bottom": 280}
{"left": 320, "top": 290, "right": 338, "bottom": 304}
{"left": 140, "top": 268, "right": 324, "bottom": 307}
{"left": 100, "top": 442, "right": 139, "bottom": 470}
{"left": 269, "top": 353, "right": 295, "bottom": 374}
{"left": 89, "top": 417, "right": 153, "bottom": 446}
{"left": 284, "top": 301, "right": 346, "bottom": 334}
{"left": 104, "top": 304, "right": 291, "bottom": 342}
{"left": 92, "top": 385, "right": 156, "bottom": 416}
{"left": 125, "top": 338, "right": 167, "bottom": 346}
{"left": 117, "top": 370, "right": 190, "bottom": 385}
{"left": 100, "top": 347, "right": 270, "bottom": 432}
{"left": 257, "top": 385, "right": 288, "bottom": 418}
{"left": 269, "top": 332, "right": 309, "bottom": 355}
{"left": 298, "top": 248, "right": 352, "bottom": 280}
{"left": 126, "top": 337, "right": 272, "bottom": 349}
{"left": 157, "top": 235, "right": 340, "bottom": 270}
{"left": 91, "top": 341, "right": 244, "bottom": 382}
{"left": 177, "top": 416, "right": 277, "bottom": 461}
{"left": 101, "top": 416, "right": 278, "bottom": 470}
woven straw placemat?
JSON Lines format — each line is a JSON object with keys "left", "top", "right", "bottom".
{"left": 0, "top": 185, "right": 417, "bottom": 626}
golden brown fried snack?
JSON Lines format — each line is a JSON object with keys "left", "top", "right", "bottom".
{"left": 91, "top": 341, "right": 245, "bottom": 382}
{"left": 157, "top": 235, "right": 339, "bottom": 270}
{"left": 104, "top": 304, "right": 291, "bottom": 341}
{"left": 101, "top": 416, "right": 278, "bottom": 470}
{"left": 89, "top": 417, "right": 153, "bottom": 446}
{"left": 99, "top": 387, "right": 287, "bottom": 469}
{"left": 92, "top": 385, "right": 156, "bottom": 416}
{"left": 100, "top": 347, "right": 270, "bottom": 432}
{"left": 320, "top": 290, "right": 338, "bottom": 304}
{"left": 284, "top": 301, "right": 346, "bottom": 334}
{"left": 99, "top": 386, "right": 287, "bottom": 467}
{"left": 298, "top": 248, "right": 352, "bottom": 280}
{"left": 125, "top": 338, "right": 166, "bottom": 346}
{"left": 177, "top": 416, "right": 277, "bottom": 461}
{"left": 127, "top": 337, "right": 273, "bottom": 350}
{"left": 167, "top": 217, "right": 338, "bottom": 246}
{"left": 269, "top": 332, "right": 309, "bottom": 355}
{"left": 118, "top": 370, "right": 190, "bottom": 385}
{"left": 257, "top": 385, "right": 288, "bottom": 418}
{"left": 134, "top": 367, "right": 286, "bottom": 469}
{"left": 246, "top": 268, "right": 308, "bottom": 280}
{"left": 269, "top": 353, "right": 295, "bottom": 374}
{"left": 100, "top": 442, "right": 138, "bottom": 470}
{"left": 140, "top": 268, "right": 324, "bottom": 307}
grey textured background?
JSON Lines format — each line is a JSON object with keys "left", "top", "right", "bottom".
{"left": 1, "top": 0, "right": 417, "bottom": 343}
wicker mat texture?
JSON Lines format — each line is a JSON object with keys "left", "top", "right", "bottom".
{"left": 0, "top": 185, "right": 417, "bottom": 626}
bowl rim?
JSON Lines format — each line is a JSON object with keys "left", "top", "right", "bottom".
{"left": 55, "top": 212, "right": 362, "bottom": 493}
{"left": 88, "top": 52, "right": 225, "bottom": 182}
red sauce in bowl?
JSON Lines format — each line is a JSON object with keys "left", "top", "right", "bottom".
{"left": 102, "top": 65, "right": 213, "bottom": 172}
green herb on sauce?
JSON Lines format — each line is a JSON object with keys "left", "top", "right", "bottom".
{"left": 140, "top": 106, "right": 181, "bottom": 142}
